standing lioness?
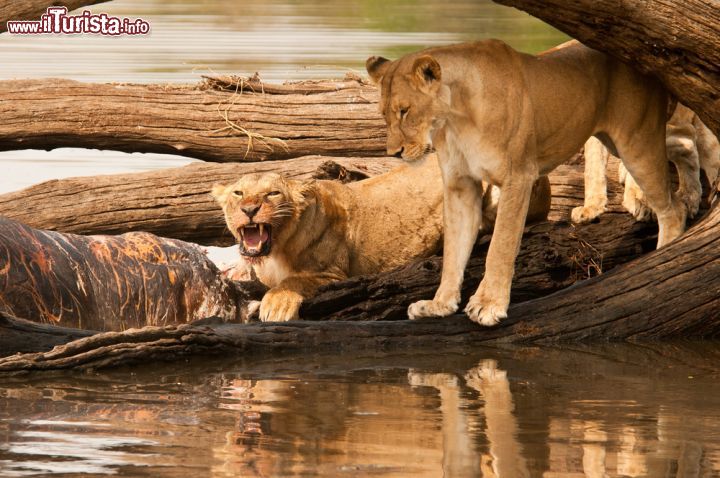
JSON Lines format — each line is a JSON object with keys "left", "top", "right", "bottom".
{"left": 367, "top": 40, "right": 685, "bottom": 326}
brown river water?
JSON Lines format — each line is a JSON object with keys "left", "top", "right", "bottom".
{"left": 2, "top": 344, "right": 720, "bottom": 477}
{"left": 2, "top": 1, "right": 720, "bottom": 476}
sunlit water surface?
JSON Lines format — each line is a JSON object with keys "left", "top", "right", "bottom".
{"left": 0, "top": 0, "right": 567, "bottom": 193}
{"left": 2, "top": 344, "right": 720, "bottom": 477}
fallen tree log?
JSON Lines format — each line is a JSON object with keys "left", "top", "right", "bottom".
{"left": 0, "top": 312, "right": 95, "bottom": 356}
{"left": 493, "top": 0, "right": 720, "bottom": 137}
{"left": 0, "top": 75, "right": 385, "bottom": 162}
{"left": 0, "top": 199, "right": 718, "bottom": 373}
{"left": 0, "top": 217, "right": 246, "bottom": 331}
{"left": 0, "top": 151, "right": 582, "bottom": 246}
{"left": 0, "top": 0, "right": 109, "bottom": 33}
{"left": 0, "top": 155, "right": 401, "bottom": 245}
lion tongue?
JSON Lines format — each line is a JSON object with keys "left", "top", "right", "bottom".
{"left": 242, "top": 226, "right": 269, "bottom": 249}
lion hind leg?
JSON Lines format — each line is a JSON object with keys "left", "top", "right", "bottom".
{"left": 572, "top": 136, "right": 610, "bottom": 224}
{"left": 618, "top": 138, "right": 686, "bottom": 248}
{"left": 667, "top": 122, "right": 702, "bottom": 218}
{"left": 620, "top": 164, "right": 655, "bottom": 222}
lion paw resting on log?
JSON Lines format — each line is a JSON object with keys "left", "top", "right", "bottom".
{"left": 367, "top": 39, "right": 686, "bottom": 326}
{"left": 213, "top": 155, "right": 551, "bottom": 322}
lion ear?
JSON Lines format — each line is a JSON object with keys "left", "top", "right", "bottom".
{"left": 412, "top": 55, "right": 441, "bottom": 91}
{"left": 366, "top": 56, "right": 391, "bottom": 84}
{"left": 287, "top": 179, "right": 316, "bottom": 204}
{"left": 211, "top": 183, "right": 230, "bottom": 205}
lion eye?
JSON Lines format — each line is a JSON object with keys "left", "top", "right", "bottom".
{"left": 266, "top": 190, "right": 281, "bottom": 197}
{"left": 232, "top": 190, "right": 243, "bottom": 198}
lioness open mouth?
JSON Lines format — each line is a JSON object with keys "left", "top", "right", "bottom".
{"left": 238, "top": 223, "right": 272, "bottom": 257}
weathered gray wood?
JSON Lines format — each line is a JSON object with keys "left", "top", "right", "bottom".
{"left": 0, "top": 76, "right": 385, "bottom": 162}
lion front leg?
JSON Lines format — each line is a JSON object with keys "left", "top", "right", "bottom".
{"left": 259, "top": 273, "right": 340, "bottom": 322}
{"left": 571, "top": 136, "right": 609, "bottom": 224}
{"left": 408, "top": 175, "right": 483, "bottom": 320}
{"left": 465, "top": 176, "right": 533, "bottom": 326}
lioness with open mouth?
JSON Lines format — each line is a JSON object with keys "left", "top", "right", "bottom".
{"left": 367, "top": 39, "right": 686, "bottom": 326}
{"left": 212, "top": 156, "right": 551, "bottom": 322}
{"left": 212, "top": 156, "right": 445, "bottom": 322}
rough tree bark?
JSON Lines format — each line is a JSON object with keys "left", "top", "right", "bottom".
{"left": 302, "top": 215, "right": 655, "bottom": 321}
{"left": 0, "top": 75, "right": 385, "bottom": 162}
{"left": 0, "top": 312, "right": 95, "bottom": 356}
{"left": 493, "top": 0, "right": 720, "bottom": 137}
{"left": 0, "top": 0, "right": 109, "bottom": 33}
{"left": 0, "top": 156, "right": 401, "bottom": 245}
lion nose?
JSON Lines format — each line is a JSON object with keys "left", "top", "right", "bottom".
{"left": 390, "top": 146, "right": 404, "bottom": 158}
{"left": 242, "top": 204, "right": 261, "bottom": 219}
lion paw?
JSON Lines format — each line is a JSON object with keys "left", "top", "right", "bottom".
{"left": 677, "top": 188, "right": 701, "bottom": 219}
{"left": 464, "top": 295, "right": 508, "bottom": 327}
{"left": 407, "top": 299, "right": 458, "bottom": 320}
{"left": 464, "top": 359, "right": 504, "bottom": 388}
{"left": 570, "top": 204, "right": 606, "bottom": 224}
{"left": 622, "top": 193, "right": 655, "bottom": 222}
{"left": 259, "top": 289, "right": 303, "bottom": 322}
{"left": 622, "top": 181, "right": 655, "bottom": 222}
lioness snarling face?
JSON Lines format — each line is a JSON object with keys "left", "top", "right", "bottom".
{"left": 368, "top": 40, "right": 686, "bottom": 326}
{"left": 213, "top": 173, "right": 317, "bottom": 322}
{"left": 212, "top": 173, "right": 304, "bottom": 260}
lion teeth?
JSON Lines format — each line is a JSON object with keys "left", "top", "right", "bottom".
{"left": 259, "top": 224, "right": 264, "bottom": 236}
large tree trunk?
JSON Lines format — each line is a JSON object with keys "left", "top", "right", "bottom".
{"left": 0, "top": 0, "right": 109, "bottom": 33}
{"left": 0, "top": 156, "right": 401, "bottom": 245}
{"left": 0, "top": 75, "right": 385, "bottom": 162}
{"left": 493, "top": 0, "right": 720, "bottom": 137}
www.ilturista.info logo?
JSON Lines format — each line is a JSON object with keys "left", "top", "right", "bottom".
{"left": 6, "top": 6, "right": 150, "bottom": 35}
